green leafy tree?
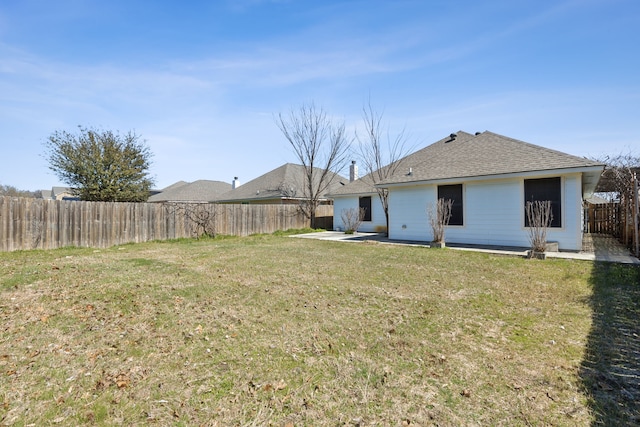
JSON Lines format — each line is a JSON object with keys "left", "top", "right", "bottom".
{"left": 44, "top": 126, "right": 154, "bottom": 202}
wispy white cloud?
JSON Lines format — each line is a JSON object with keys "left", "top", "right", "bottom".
{"left": 0, "top": 44, "right": 219, "bottom": 120}
{"left": 1, "top": 0, "right": 637, "bottom": 191}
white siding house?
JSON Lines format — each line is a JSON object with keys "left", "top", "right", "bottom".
{"left": 328, "top": 161, "right": 389, "bottom": 233}
{"left": 387, "top": 173, "right": 586, "bottom": 249}
{"left": 379, "top": 131, "right": 604, "bottom": 251}
{"left": 333, "top": 193, "right": 386, "bottom": 232}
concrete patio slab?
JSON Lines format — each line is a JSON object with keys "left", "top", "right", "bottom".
{"left": 291, "top": 231, "right": 640, "bottom": 264}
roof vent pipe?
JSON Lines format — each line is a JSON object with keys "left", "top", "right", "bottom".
{"left": 232, "top": 177, "right": 240, "bottom": 189}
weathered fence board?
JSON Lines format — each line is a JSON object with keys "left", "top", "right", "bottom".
{"left": 584, "top": 200, "right": 639, "bottom": 257}
{"left": 0, "top": 197, "right": 333, "bottom": 252}
{"left": 585, "top": 202, "right": 620, "bottom": 235}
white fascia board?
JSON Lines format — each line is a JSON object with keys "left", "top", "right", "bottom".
{"left": 378, "top": 166, "right": 605, "bottom": 189}
{"left": 329, "top": 191, "right": 379, "bottom": 199}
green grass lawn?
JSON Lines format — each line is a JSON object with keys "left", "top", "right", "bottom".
{"left": 1, "top": 233, "right": 638, "bottom": 426}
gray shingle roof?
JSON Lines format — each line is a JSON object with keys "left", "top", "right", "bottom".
{"left": 217, "top": 163, "right": 347, "bottom": 202}
{"left": 380, "top": 131, "right": 603, "bottom": 185}
{"left": 51, "top": 186, "right": 72, "bottom": 196}
{"left": 160, "top": 181, "right": 189, "bottom": 191}
{"left": 328, "top": 171, "right": 378, "bottom": 197}
{"left": 148, "top": 180, "right": 231, "bottom": 202}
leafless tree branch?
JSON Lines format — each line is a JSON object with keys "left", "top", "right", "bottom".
{"left": 164, "top": 202, "right": 217, "bottom": 239}
{"left": 525, "top": 200, "right": 553, "bottom": 253}
{"left": 427, "top": 198, "right": 453, "bottom": 243}
{"left": 340, "top": 207, "right": 365, "bottom": 234}
{"left": 276, "top": 103, "right": 351, "bottom": 228}
{"left": 355, "top": 99, "right": 416, "bottom": 234}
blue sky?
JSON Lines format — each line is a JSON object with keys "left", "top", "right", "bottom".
{"left": 1, "top": 0, "right": 638, "bottom": 191}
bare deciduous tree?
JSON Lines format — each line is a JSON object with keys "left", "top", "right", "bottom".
{"left": 276, "top": 103, "right": 350, "bottom": 228}
{"left": 525, "top": 200, "right": 553, "bottom": 254}
{"left": 340, "top": 207, "right": 365, "bottom": 234}
{"left": 592, "top": 151, "right": 640, "bottom": 201}
{"left": 276, "top": 182, "right": 298, "bottom": 199}
{"left": 356, "top": 101, "right": 415, "bottom": 234}
{"left": 0, "top": 184, "right": 39, "bottom": 198}
{"left": 427, "top": 198, "right": 453, "bottom": 244}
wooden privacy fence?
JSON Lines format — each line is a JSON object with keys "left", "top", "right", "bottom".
{"left": 584, "top": 202, "right": 620, "bottom": 235}
{"left": 584, "top": 198, "right": 639, "bottom": 257}
{"left": 0, "top": 197, "right": 334, "bottom": 252}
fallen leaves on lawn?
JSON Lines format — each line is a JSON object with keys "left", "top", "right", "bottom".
{"left": 95, "top": 366, "right": 147, "bottom": 390}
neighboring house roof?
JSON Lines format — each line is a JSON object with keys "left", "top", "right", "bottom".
{"left": 52, "top": 186, "right": 72, "bottom": 196}
{"left": 50, "top": 186, "right": 79, "bottom": 200}
{"left": 329, "top": 172, "right": 378, "bottom": 197}
{"left": 148, "top": 180, "right": 231, "bottom": 203}
{"left": 160, "top": 180, "right": 189, "bottom": 192}
{"left": 217, "top": 163, "right": 347, "bottom": 203}
{"left": 378, "top": 131, "right": 604, "bottom": 195}
{"left": 585, "top": 194, "right": 612, "bottom": 204}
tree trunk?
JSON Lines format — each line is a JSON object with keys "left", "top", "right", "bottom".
{"left": 385, "top": 209, "right": 390, "bottom": 237}
{"left": 310, "top": 210, "right": 317, "bottom": 229}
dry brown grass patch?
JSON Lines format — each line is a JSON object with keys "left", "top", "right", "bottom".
{"left": 1, "top": 235, "right": 636, "bottom": 425}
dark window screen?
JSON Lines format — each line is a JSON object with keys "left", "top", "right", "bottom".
{"left": 524, "top": 177, "right": 561, "bottom": 227}
{"left": 437, "top": 184, "right": 463, "bottom": 226}
{"left": 359, "top": 196, "right": 372, "bottom": 222}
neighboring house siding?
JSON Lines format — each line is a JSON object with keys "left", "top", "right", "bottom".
{"left": 388, "top": 174, "right": 585, "bottom": 251}
{"left": 333, "top": 195, "right": 386, "bottom": 232}
{"left": 221, "top": 198, "right": 300, "bottom": 205}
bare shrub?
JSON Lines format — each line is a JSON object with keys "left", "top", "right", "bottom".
{"left": 165, "top": 202, "right": 218, "bottom": 239}
{"left": 341, "top": 207, "right": 365, "bottom": 234}
{"left": 427, "top": 198, "right": 453, "bottom": 243}
{"left": 31, "top": 219, "right": 44, "bottom": 249}
{"left": 525, "top": 200, "right": 553, "bottom": 253}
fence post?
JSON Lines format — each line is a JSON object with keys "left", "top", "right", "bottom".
{"left": 0, "top": 199, "right": 335, "bottom": 251}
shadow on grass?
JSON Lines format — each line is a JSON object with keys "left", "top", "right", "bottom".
{"left": 581, "top": 262, "right": 640, "bottom": 425}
